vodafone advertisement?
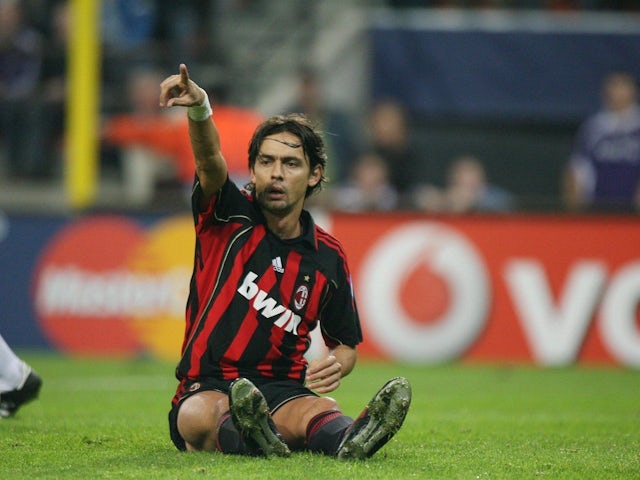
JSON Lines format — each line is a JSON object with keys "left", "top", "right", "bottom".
{"left": 7, "top": 213, "right": 640, "bottom": 367}
{"left": 331, "top": 214, "right": 640, "bottom": 367}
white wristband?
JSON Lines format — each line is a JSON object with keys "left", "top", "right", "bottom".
{"left": 188, "top": 92, "right": 212, "bottom": 121}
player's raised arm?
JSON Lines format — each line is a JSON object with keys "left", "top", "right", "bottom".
{"left": 159, "top": 63, "right": 227, "bottom": 201}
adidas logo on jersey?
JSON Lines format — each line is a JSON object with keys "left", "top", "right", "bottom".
{"left": 272, "top": 256, "right": 284, "bottom": 274}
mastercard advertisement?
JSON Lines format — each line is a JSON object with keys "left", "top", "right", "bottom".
{"left": 32, "top": 215, "right": 193, "bottom": 360}
{"left": 14, "top": 213, "right": 640, "bottom": 367}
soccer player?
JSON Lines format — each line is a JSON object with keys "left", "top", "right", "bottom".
{"left": 159, "top": 64, "right": 411, "bottom": 459}
{"left": 0, "top": 334, "right": 42, "bottom": 418}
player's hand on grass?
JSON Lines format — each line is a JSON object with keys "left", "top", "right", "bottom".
{"left": 306, "top": 354, "right": 342, "bottom": 394}
{"left": 159, "top": 63, "right": 205, "bottom": 108}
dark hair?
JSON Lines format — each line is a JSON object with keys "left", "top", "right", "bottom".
{"left": 247, "top": 113, "right": 328, "bottom": 197}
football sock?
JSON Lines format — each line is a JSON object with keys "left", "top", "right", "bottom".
{"left": 306, "top": 410, "right": 353, "bottom": 455}
{"left": 215, "top": 411, "right": 254, "bottom": 455}
{"left": 0, "top": 334, "right": 27, "bottom": 392}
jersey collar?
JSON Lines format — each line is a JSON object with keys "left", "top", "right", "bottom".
{"left": 299, "top": 209, "right": 319, "bottom": 250}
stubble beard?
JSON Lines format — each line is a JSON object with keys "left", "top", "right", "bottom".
{"left": 255, "top": 189, "right": 294, "bottom": 217}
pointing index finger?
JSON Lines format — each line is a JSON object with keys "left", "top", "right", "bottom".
{"left": 179, "top": 63, "right": 190, "bottom": 87}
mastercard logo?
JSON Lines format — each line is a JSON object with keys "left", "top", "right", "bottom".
{"left": 32, "top": 215, "right": 194, "bottom": 360}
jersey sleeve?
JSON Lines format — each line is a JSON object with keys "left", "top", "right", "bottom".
{"left": 319, "top": 261, "right": 363, "bottom": 349}
{"left": 191, "top": 176, "right": 255, "bottom": 227}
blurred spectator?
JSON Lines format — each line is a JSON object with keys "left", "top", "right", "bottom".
{"left": 594, "top": 0, "right": 640, "bottom": 11}
{"left": 285, "top": 66, "right": 363, "bottom": 182}
{"left": 414, "top": 154, "right": 515, "bottom": 213}
{"left": 0, "top": 0, "right": 44, "bottom": 178}
{"left": 36, "top": 0, "right": 69, "bottom": 179}
{"left": 39, "top": 0, "right": 68, "bottom": 117}
{"left": 103, "top": 69, "right": 264, "bottom": 205}
{"left": 0, "top": 0, "right": 40, "bottom": 98}
{"left": 210, "top": 102, "right": 265, "bottom": 187}
{"left": 202, "top": 77, "right": 265, "bottom": 187}
{"left": 563, "top": 72, "right": 640, "bottom": 212}
{"left": 331, "top": 152, "right": 399, "bottom": 212}
{"left": 154, "top": 1, "right": 218, "bottom": 69}
{"left": 100, "top": 0, "right": 159, "bottom": 114}
{"left": 103, "top": 68, "right": 193, "bottom": 205}
{"left": 101, "top": 0, "right": 157, "bottom": 55}
{"left": 384, "top": 0, "right": 638, "bottom": 10}
{"left": 367, "top": 99, "right": 425, "bottom": 206}
{"left": 100, "top": 1, "right": 220, "bottom": 106}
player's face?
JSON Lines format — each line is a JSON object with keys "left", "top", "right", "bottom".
{"left": 251, "top": 132, "right": 322, "bottom": 217}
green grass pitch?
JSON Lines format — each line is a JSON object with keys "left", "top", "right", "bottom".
{"left": 1, "top": 353, "right": 639, "bottom": 479}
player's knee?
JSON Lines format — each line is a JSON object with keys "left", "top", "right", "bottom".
{"left": 318, "top": 396, "right": 340, "bottom": 412}
{"left": 177, "top": 393, "right": 225, "bottom": 451}
{"left": 214, "top": 396, "right": 230, "bottom": 416}
{"left": 305, "top": 396, "right": 340, "bottom": 422}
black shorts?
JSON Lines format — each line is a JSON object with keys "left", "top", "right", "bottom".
{"left": 168, "top": 377, "right": 318, "bottom": 451}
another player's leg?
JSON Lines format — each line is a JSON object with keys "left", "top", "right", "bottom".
{"left": 336, "top": 376, "right": 411, "bottom": 460}
{"left": 229, "top": 378, "right": 291, "bottom": 457}
{"left": 0, "top": 335, "right": 42, "bottom": 418}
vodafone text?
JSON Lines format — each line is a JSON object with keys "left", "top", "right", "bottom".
{"left": 358, "top": 222, "right": 640, "bottom": 367}
{"left": 505, "top": 260, "right": 640, "bottom": 366}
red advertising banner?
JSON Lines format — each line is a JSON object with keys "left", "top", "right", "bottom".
{"left": 331, "top": 213, "right": 640, "bottom": 367}
{"left": 29, "top": 213, "right": 640, "bottom": 366}
{"left": 32, "top": 215, "right": 194, "bottom": 360}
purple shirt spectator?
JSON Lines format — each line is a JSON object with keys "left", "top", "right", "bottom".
{"left": 570, "top": 107, "right": 640, "bottom": 205}
{"left": 566, "top": 72, "right": 640, "bottom": 211}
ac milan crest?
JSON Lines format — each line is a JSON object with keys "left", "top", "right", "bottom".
{"left": 294, "top": 284, "right": 309, "bottom": 311}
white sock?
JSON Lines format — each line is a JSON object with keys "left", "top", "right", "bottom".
{"left": 0, "top": 334, "right": 29, "bottom": 392}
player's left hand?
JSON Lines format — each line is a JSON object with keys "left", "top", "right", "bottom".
{"left": 306, "top": 355, "right": 342, "bottom": 394}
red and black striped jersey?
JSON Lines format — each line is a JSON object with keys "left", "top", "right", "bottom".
{"left": 175, "top": 177, "right": 362, "bottom": 387}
